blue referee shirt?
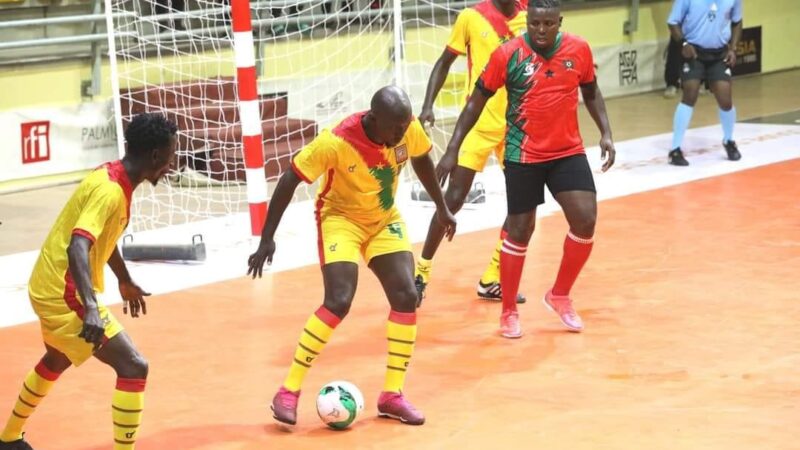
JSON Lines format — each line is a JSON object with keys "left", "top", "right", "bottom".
{"left": 667, "top": 0, "right": 743, "bottom": 49}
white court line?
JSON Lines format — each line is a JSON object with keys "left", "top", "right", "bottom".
{"left": 1, "top": 123, "right": 798, "bottom": 328}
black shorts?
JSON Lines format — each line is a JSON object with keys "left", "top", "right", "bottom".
{"left": 681, "top": 46, "right": 732, "bottom": 83}
{"left": 503, "top": 153, "right": 596, "bottom": 215}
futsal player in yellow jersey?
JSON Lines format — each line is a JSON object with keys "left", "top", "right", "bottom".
{"left": 248, "top": 86, "right": 456, "bottom": 426}
{"left": 0, "top": 114, "right": 177, "bottom": 450}
{"left": 415, "top": 0, "right": 528, "bottom": 303}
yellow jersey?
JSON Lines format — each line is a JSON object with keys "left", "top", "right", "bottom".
{"left": 29, "top": 161, "right": 132, "bottom": 305}
{"left": 447, "top": 0, "right": 527, "bottom": 133}
{"left": 291, "top": 112, "right": 432, "bottom": 226}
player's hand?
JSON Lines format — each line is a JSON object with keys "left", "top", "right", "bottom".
{"left": 248, "top": 239, "right": 275, "bottom": 279}
{"left": 681, "top": 43, "right": 697, "bottom": 60}
{"left": 119, "top": 279, "right": 150, "bottom": 318}
{"left": 79, "top": 304, "right": 105, "bottom": 350}
{"left": 435, "top": 149, "right": 458, "bottom": 186}
{"left": 436, "top": 206, "right": 457, "bottom": 241}
{"left": 599, "top": 135, "right": 616, "bottom": 172}
{"left": 419, "top": 107, "right": 436, "bottom": 129}
{"left": 724, "top": 47, "right": 737, "bottom": 67}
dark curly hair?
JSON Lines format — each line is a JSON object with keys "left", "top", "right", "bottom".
{"left": 530, "top": 0, "right": 561, "bottom": 8}
{"left": 124, "top": 113, "right": 178, "bottom": 158}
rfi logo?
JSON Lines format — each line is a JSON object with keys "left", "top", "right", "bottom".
{"left": 21, "top": 121, "right": 51, "bottom": 164}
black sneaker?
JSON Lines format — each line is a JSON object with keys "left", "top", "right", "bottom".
{"left": 0, "top": 435, "right": 34, "bottom": 450}
{"left": 723, "top": 140, "right": 741, "bottom": 161}
{"left": 414, "top": 275, "right": 427, "bottom": 306}
{"left": 668, "top": 148, "right": 689, "bottom": 166}
{"left": 476, "top": 281, "right": 527, "bottom": 303}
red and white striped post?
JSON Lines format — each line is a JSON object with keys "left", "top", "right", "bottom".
{"left": 231, "top": 0, "right": 268, "bottom": 235}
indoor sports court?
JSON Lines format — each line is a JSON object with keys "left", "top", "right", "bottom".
{"left": 1, "top": 0, "right": 798, "bottom": 449}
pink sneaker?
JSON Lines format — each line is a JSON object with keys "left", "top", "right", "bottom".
{"left": 543, "top": 289, "right": 584, "bottom": 332}
{"left": 377, "top": 391, "right": 425, "bottom": 425}
{"left": 499, "top": 310, "right": 523, "bottom": 339}
{"left": 271, "top": 386, "right": 300, "bottom": 425}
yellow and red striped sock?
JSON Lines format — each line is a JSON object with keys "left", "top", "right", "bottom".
{"left": 112, "top": 378, "right": 145, "bottom": 450}
{"left": 384, "top": 310, "right": 417, "bottom": 393}
{"left": 0, "top": 360, "right": 61, "bottom": 443}
{"left": 283, "top": 305, "right": 341, "bottom": 392}
{"left": 480, "top": 229, "right": 507, "bottom": 285}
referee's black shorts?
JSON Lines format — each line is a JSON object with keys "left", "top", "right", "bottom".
{"left": 503, "top": 153, "right": 596, "bottom": 215}
{"left": 682, "top": 46, "right": 732, "bottom": 83}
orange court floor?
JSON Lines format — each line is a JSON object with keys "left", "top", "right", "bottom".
{"left": 1, "top": 157, "right": 799, "bottom": 449}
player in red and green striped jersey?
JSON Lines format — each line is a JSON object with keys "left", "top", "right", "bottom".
{"left": 441, "top": 0, "right": 616, "bottom": 338}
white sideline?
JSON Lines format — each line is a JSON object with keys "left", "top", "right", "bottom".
{"left": 1, "top": 123, "right": 798, "bottom": 329}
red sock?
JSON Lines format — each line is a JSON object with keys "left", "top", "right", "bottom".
{"left": 500, "top": 238, "right": 527, "bottom": 313}
{"left": 552, "top": 231, "right": 594, "bottom": 296}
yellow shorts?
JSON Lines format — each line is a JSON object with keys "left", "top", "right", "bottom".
{"left": 458, "top": 127, "right": 505, "bottom": 172}
{"left": 317, "top": 209, "right": 411, "bottom": 265}
{"left": 30, "top": 294, "right": 124, "bottom": 367}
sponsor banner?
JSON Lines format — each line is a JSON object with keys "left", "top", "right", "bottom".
{"left": 732, "top": 26, "right": 762, "bottom": 77}
{"left": 592, "top": 40, "right": 669, "bottom": 98}
{"left": 0, "top": 101, "right": 118, "bottom": 183}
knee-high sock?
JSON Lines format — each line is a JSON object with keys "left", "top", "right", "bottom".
{"left": 415, "top": 257, "right": 433, "bottom": 284}
{"left": 283, "top": 305, "right": 341, "bottom": 392}
{"left": 112, "top": 378, "right": 146, "bottom": 450}
{"left": 384, "top": 310, "right": 417, "bottom": 393}
{"left": 0, "top": 361, "right": 61, "bottom": 443}
{"left": 500, "top": 238, "right": 528, "bottom": 313}
{"left": 672, "top": 102, "right": 694, "bottom": 149}
{"left": 552, "top": 231, "right": 594, "bottom": 296}
{"left": 480, "top": 229, "right": 507, "bottom": 285}
{"left": 719, "top": 107, "right": 736, "bottom": 143}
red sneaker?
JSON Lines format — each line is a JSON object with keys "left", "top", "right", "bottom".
{"left": 271, "top": 386, "right": 300, "bottom": 425}
{"left": 499, "top": 310, "right": 523, "bottom": 339}
{"left": 377, "top": 391, "right": 425, "bottom": 425}
{"left": 543, "top": 289, "right": 584, "bottom": 332}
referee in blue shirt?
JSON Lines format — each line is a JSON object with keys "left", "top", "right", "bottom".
{"left": 667, "top": 0, "right": 743, "bottom": 166}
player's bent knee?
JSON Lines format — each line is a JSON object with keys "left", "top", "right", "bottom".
{"left": 117, "top": 353, "right": 149, "bottom": 379}
{"left": 41, "top": 351, "right": 71, "bottom": 374}
{"left": 323, "top": 296, "right": 352, "bottom": 319}
{"left": 571, "top": 215, "right": 596, "bottom": 238}
{"left": 508, "top": 218, "right": 536, "bottom": 243}
{"left": 444, "top": 188, "right": 467, "bottom": 213}
{"left": 389, "top": 287, "right": 418, "bottom": 313}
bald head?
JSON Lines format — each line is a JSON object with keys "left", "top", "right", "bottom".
{"left": 363, "top": 85, "right": 414, "bottom": 147}
{"left": 371, "top": 85, "right": 413, "bottom": 119}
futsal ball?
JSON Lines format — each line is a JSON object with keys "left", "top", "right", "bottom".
{"left": 316, "top": 380, "right": 365, "bottom": 429}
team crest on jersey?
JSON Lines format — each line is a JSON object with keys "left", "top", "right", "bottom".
{"left": 394, "top": 144, "right": 408, "bottom": 163}
{"left": 563, "top": 59, "right": 575, "bottom": 70}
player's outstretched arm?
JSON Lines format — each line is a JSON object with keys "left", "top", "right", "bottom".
{"left": 437, "top": 88, "right": 490, "bottom": 185}
{"left": 67, "top": 235, "right": 104, "bottom": 349}
{"left": 419, "top": 50, "right": 459, "bottom": 128}
{"left": 108, "top": 246, "right": 150, "bottom": 318}
{"left": 411, "top": 153, "right": 457, "bottom": 241}
{"left": 247, "top": 168, "right": 303, "bottom": 278}
{"left": 580, "top": 80, "right": 616, "bottom": 172}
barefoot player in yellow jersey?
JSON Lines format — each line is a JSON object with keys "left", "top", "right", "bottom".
{"left": 0, "top": 114, "right": 178, "bottom": 450}
{"left": 248, "top": 86, "right": 456, "bottom": 426}
{"left": 415, "top": 0, "right": 528, "bottom": 304}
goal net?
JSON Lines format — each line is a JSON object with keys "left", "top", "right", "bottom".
{"left": 106, "top": 0, "right": 472, "bottom": 235}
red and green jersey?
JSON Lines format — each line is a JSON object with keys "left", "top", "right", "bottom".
{"left": 477, "top": 32, "right": 596, "bottom": 163}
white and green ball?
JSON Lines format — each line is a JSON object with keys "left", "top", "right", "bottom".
{"left": 316, "top": 381, "right": 365, "bottom": 429}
